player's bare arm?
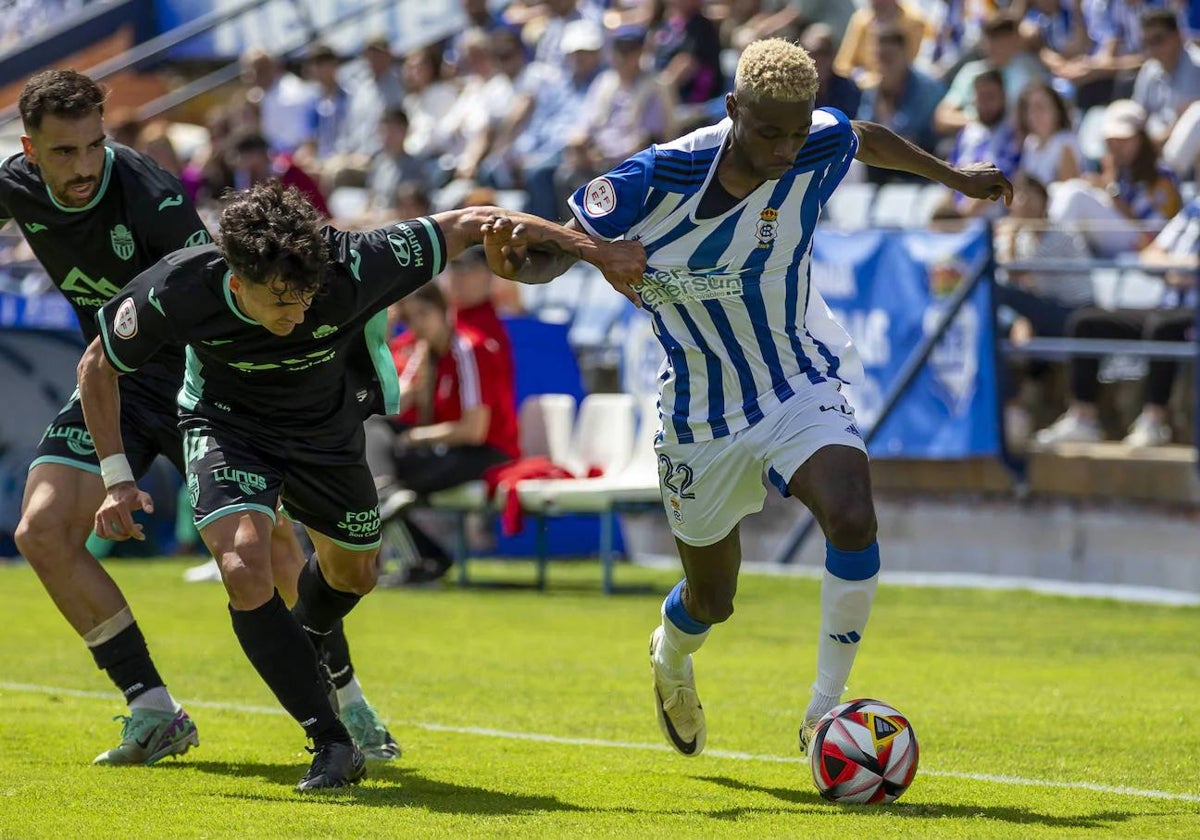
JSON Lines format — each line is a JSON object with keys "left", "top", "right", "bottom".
{"left": 76, "top": 337, "right": 154, "bottom": 541}
{"left": 481, "top": 215, "right": 647, "bottom": 306}
{"left": 850, "top": 120, "right": 1014, "bottom": 206}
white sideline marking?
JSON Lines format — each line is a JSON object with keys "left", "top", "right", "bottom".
{"left": 633, "top": 556, "right": 1200, "bottom": 607}
{"left": 3, "top": 681, "right": 1199, "bottom": 804}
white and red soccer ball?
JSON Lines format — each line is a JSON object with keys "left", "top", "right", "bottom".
{"left": 809, "top": 699, "right": 919, "bottom": 804}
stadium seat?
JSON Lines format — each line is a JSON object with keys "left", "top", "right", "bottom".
{"left": 916, "top": 183, "right": 948, "bottom": 223}
{"left": 822, "top": 182, "right": 876, "bottom": 229}
{"left": 872, "top": 183, "right": 924, "bottom": 227}
{"left": 513, "top": 394, "right": 654, "bottom": 593}
{"left": 426, "top": 394, "right": 578, "bottom": 586}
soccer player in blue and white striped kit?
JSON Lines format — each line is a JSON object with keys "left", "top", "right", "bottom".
{"left": 494, "top": 38, "right": 1012, "bottom": 757}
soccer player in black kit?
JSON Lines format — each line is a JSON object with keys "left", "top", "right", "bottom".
{"left": 5, "top": 70, "right": 397, "bottom": 767}
{"left": 77, "top": 181, "right": 646, "bottom": 790}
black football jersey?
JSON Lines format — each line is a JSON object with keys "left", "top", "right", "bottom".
{"left": 0, "top": 143, "right": 211, "bottom": 402}
{"left": 96, "top": 218, "right": 447, "bottom": 445}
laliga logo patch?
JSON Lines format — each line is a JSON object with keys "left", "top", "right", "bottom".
{"left": 584, "top": 177, "right": 616, "bottom": 217}
{"left": 755, "top": 207, "right": 779, "bottom": 249}
{"left": 113, "top": 298, "right": 138, "bottom": 339}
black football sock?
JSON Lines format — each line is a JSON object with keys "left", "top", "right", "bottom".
{"left": 228, "top": 591, "right": 348, "bottom": 744}
{"left": 291, "top": 555, "right": 362, "bottom": 652}
{"left": 88, "top": 622, "right": 165, "bottom": 703}
{"left": 322, "top": 621, "right": 355, "bottom": 690}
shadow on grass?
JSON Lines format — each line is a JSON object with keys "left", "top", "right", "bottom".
{"left": 164, "top": 761, "right": 584, "bottom": 814}
{"left": 699, "top": 775, "right": 1148, "bottom": 828}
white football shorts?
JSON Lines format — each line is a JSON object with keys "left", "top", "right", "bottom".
{"left": 654, "top": 380, "right": 867, "bottom": 547}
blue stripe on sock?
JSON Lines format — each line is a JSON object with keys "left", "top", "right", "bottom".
{"left": 825, "top": 541, "right": 880, "bottom": 581}
{"left": 664, "top": 580, "right": 709, "bottom": 634}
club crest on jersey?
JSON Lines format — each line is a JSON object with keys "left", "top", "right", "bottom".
{"left": 755, "top": 207, "right": 779, "bottom": 249}
{"left": 584, "top": 177, "right": 616, "bottom": 217}
{"left": 113, "top": 298, "right": 137, "bottom": 339}
{"left": 110, "top": 224, "right": 135, "bottom": 260}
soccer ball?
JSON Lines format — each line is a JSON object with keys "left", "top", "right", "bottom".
{"left": 809, "top": 698, "right": 919, "bottom": 804}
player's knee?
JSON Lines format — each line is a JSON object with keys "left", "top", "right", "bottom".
{"left": 218, "top": 550, "right": 275, "bottom": 610}
{"left": 15, "top": 507, "right": 81, "bottom": 565}
{"left": 321, "top": 553, "right": 378, "bottom": 596}
{"left": 824, "top": 500, "right": 877, "bottom": 550}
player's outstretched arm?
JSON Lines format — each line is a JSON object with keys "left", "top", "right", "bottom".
{"left": 850, "top": 120, "right": 1014, "bottom": 206}
{"left": 479, "top": 214, "right": 646, "bottom": 305}
{"left": 77, "top": 338, "right": 154, "bottom": 541}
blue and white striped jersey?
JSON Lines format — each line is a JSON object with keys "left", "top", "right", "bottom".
{"left": 568, "top": 108, "right": 865, "bottom": 445}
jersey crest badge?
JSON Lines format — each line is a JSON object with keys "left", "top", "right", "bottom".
{"left": 110, "top": 224, "right": 135, "bottom": 261}
{"left": 584, "top": 177, "right": 617, "bottom": 217}
{"left": 755, "top": 208, "right": 779, "bottom": 249}
{"left": 114, "top": 298, "right": 138, "bottom": 339}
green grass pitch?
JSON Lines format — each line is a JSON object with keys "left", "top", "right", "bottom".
{"left": 0, "top": 557, "right": 1197, "bottom": 838}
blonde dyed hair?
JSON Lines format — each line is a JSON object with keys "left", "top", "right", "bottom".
{"left": 734, "top": 38, "right": 819, "bottom": 104}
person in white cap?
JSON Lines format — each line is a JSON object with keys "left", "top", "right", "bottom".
{"left": 1048, "top": 99, "right": 1183, "bottom": 257}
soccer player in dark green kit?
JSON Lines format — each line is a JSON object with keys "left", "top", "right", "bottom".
{"left": 77, "top": 181, "right": 645, "bottom": 789}
{"left": 4, "top": 70, "right": 396, "bottom": 766}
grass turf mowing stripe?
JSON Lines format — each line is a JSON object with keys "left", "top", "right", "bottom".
{"left": 4, "top": 680, "right": 1198, "bottom": 805}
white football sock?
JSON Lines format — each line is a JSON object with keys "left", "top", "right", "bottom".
{"left": 128, "top": 686, "right": 179, "bottom": 714}
{"left": 807, "top": 542, "right": 880, "bottom": 723}
{"left": 655, "top": 581, "right": 710, "bottom": 677}
{"left": 336, "top": 675, "right": 366, "bottom": 708}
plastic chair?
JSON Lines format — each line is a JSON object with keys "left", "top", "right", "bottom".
{"left": 872, "top": 183, "right": 924, "bottom": 227}
{"left": 822, "top": 182, "right": 876, "bottom": 229}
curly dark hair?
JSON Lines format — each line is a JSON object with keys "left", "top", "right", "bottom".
{"left": 219, "top": 181, "right": 328, "bottom": 298}
{"left": 19, "top": 69, "right": 106, "bottom": 132}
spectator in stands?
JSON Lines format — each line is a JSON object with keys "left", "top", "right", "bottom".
{"left": 240, "top": 48, "right": 316, "bottom": 155}
{"left": 393, "top": 183, "right": 433, "bottom": 221}
{"left": 135, "top": 122, "right": 183, "bottom": 177}
{"left": 366, "top": 281, "right": 520, "bottom": 583}
{"left": 1049, "top": 99, "right": 1182, "bottom": 256}
{"left": 107, "top": 107, "right": 142, "bottom": 149}
{"left": 446, "top": 244, "right": 519, "bottom": 354}
{"left": 803, "top": 23, "right": 862, "bottom": 118}
{"left": 301, "top": 43, "right": 349, "bottom": 166}
{"left": 530, "top": 0, "right": 587, "bottom": 70}
{"left": 1022, "top": 0, "right": 1093, "bottom": 69}
{"left": 555, "top": 25, "right": 676, "bottom": 216}
{"left": 181, "top": 106, "right": 235, "bottom": 206}
{"left": 857, "top": 23, "right": 944, "bottom": 180}
{"left": 232, "top": 132, "right": 330, "bottom": 217}
{"left": 1017, "top": 80, "right": 1083, "bottom": 185}
{"left": 445, "top": 0, "right": 511, "bottom": 71}
{"left": 769, "top": 0, "right": 858, "bottom": 48}
{"left": 918, "top": 0, "right": 996, "bottom": 81}
{"left": 364, "top": 108, "right": 432, "bottom": 214}
{"left": 1133, "top": 8, "right": 1200, "bottom": 178}
{"left": 333, "top": 35, "right": 406, "bottom": 178}
{"left": 441, "top": 28, "right": 505, "bottom": 182}
{"left": 934, "top": 13, "right": 1048, "bottom": 137}
{"left": 401, "top": 44, "right": 458, "bottom": 162}
{"left": 481, "top": 20, "right": 607, "bottom": 219}
{"left": 1056, "top": 0, "right": 1167, "bottom": 106}
{"left": 834, "top": 0, "right": 928, "bottom": 88}
{"left": 996, "top": 173, "right": 1094, "bottom": 350}
{"left": 942, "top": 69, "right": 1022, "bottom": 216}
{"left": 454, "top": 28, "right": 552, "bottom": 183}
{"left": 1035, "top": 193, "right": 1199, "bottom": 447}
{"left": 651, "top": 0, "right": 727, "bottom": 114}
{"left": 720, "top": 0, "right": 776, "bottom": 52}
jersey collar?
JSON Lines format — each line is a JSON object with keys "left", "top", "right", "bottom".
{"left": 45, "top": 145, "right": 114, "bottom": 213}
{"left": 222, "top": 270, "right": 260, "bottom": 325}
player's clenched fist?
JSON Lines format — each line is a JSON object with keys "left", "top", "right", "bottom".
{"left": 592, "top": 238, "right": 646, "bottom": 307}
